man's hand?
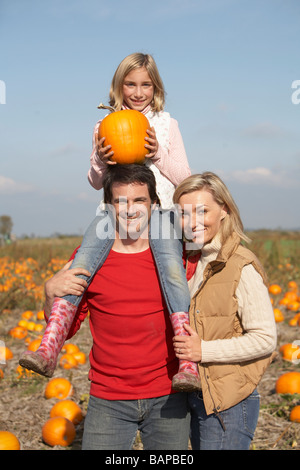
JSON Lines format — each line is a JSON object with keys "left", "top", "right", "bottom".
{"left": 44, "top": 261, "right": 91, "bottom": 316}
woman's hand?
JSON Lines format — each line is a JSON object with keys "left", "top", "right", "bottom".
{"left": 173, "top": 323, "right": 202, "bottom": 363}
{"left": 95, "top": 135, "right": 116, "bottom": 165}
{"left": 144, "top": 127, "right": 159, "bottom": 158}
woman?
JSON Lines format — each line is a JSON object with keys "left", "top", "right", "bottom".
{"left": 172, "top": 172, "right": 277, "bottom": 450}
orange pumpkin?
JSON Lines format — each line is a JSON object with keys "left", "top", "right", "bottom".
{"left": 21, "top": 310, "right": 33, "bottom": 320}
{"left": 284, "top": 291, "right": 298, "bottom": 302}
{"left": 42, "top": 417, "right": 76, "bottom": 447}
{"left": 289, "top": 314, "right": 300, "bottom": 326}
{"left": 37, "top": 310, "right": 45, "bottom": 320}
{"left": 44, "top": 378, "right": 73, "bottom": 400}
{"left": 275, "top": 371, "right": 300, "bottom": 394}
{"left": 0, "top": 431, "right": 20, "bottom": 450}
{"left": 99, "top": 109, "right": 150, "bottom": 164}
{"left": 27, "top": 338, "right": 42, "bottom": 352}
{"left": 62, "top": 343, "right": 79, "bottom": 354}
{"left": 269, "top": 284, "right": 282, "bottom": 295}
{"left": 0, "top": 346, "right": 13, "bottom": 361}
{"left": 50, "top": 400, "right": 83, "bottom": 425}
{"left": 287, "top": 301, "right": 300, "bottom": 312}
{"left": 288, "top": 281, "right": 298, "bottom": 292}
{"left": 289, "top": 405, "right": 300, "bottom": 423}
{"left": 72, "top": 351, "right": 86, "bottom": 365}
{"left": 9, "top": 326, "right": 28, "bottom": 339}
{"left": 59, "top": 353, "right": 78, "bottom": 370}
{"left": 273, "top": 308, "right": 284, "bottom": 323}
{"left": 279, "top": 343, "right": 300, "bottom": 362}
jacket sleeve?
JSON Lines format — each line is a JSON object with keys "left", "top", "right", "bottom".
{"left": 150, "top": 118, "right": 191, "bottom": 186}
{"left": 87, "top": 120, "right": 107, "bottom": 190}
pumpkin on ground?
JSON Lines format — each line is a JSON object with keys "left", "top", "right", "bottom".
{"left": 279, "top": 343, "right": 300, "bottom": 362}
{"left": 9, "top": 326, "right": 28, "bottom": 339}
{"left": 42, "top": 417, "right": 76, "bottom": 447}
{"left": 273, "top": 308, "right": 284, "bottom": 323}
{"left": 289, "top": 405, "right": 300, "bottom": 423}
{"left": 50, "top": 400, "right": 83, "bottom": 425}
{"left": 44, "top": 377, "right": 73, "bottom": 400}
{"left": 0, "top": 431, "right": 20, "bottom": 450}
{"left": 98, "top": 108, "right": 150, "bottom": 164}
{"left": 275, "top": 371, "right": 300, "bottom": 395}
{"left": 0, "top": 346, "right": 13, "bottom": 361}
{"left": 72, "top": 351, "right": 86, "bottom": 365}
{"left": 269, "top": 284, "right": 282, "bottom": 295}
{"left": 62, "top": 343, "right": 79, "bottom": 354}
{"left": 59, "top": 353, "right": 78, "bottom": 370}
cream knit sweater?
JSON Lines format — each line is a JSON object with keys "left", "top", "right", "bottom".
{"left": 188, "top": 236, "right": 277, "bottom": 364}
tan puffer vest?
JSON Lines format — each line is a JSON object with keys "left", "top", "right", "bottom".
{"left": 188, "top": 232, "right": 276, "bottom": 416}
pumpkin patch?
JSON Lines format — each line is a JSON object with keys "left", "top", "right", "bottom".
{"left": 0, "top": 232, "right": 299, "bottom": 449}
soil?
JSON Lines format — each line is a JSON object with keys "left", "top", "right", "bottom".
{"left": 1, "top": 308, "right": 300, "bottom": 451}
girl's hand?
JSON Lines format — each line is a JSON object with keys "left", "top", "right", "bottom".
{"left": 144, "top": 127, "right": 159, "bottom": 158}
{"left": 173, "top": 323, "right": 202, "bottom": 363}
{"left": 95, "top": 135, "right": 116, "bottom": 165}
{"left": 45, "top": 261, "right": 91, "bottom": 299}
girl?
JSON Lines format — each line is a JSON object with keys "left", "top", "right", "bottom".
{"left": 19, "top": 53, "right": 200, "bottom": 392}
{"left": 172, "top": 172, "right": 277, "bottom": 449}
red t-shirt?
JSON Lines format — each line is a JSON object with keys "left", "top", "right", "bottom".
{"left": 67, "top": 247, "right": 178, "bottom": 400}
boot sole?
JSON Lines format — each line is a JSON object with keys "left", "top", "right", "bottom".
{"left": 19, "top": 354, "right": 54, "bottom": 378}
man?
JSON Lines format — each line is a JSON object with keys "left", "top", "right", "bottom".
{"left": 44, "top": 164, "right": 190, "bottom": 450}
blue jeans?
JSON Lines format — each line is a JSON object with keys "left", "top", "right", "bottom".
{"left": 64, "top": 206, "right": 190, "bottom": 315}
{"left": 189, "top": 389, "right": 260, "bottom": 450}
{"left": 82, "top": 393, "right": 190, "bottom": 450}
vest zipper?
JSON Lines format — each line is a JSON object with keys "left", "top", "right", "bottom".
{"left": 190, "top": 264, "right": 226, "bottom": 432}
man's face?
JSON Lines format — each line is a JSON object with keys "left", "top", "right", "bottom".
{"left": 110, "top": 182, "right": 154, "bottom": 240}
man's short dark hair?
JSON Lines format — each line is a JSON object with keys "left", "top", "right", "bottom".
{"left": 103, "top": 164, "right": 160, "bottom": 205}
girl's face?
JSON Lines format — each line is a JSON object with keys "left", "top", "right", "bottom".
{"left": 122, "top": 67, "right": 154, "bottom": 112}
{"left": 178, "top": 189, "right": 227, "bottom": 246}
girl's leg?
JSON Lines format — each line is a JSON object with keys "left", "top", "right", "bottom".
{"left": 19, "top": 210, "right": 115, "bottom": 377}
{"left": 189, "top": 390, "right": 260, "bottom": 450}
{"left": 149, "top": 208, "right": 200, "bottom": 392}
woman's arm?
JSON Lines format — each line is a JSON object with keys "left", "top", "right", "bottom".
{"left": 200, "top": 264, "right": 277, "bottom": 363}
{"left": 173, "top": 264, "right": 277, "bottom": 364}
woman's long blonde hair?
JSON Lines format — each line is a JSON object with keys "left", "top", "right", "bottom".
{"left": 108, "top": 53, "right": 165, "bottom": 112}
{"left": 173, "top": 172, "right": 251, "bottom": 244}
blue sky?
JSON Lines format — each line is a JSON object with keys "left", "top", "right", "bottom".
{"left": 0, "top": 0, "right": 299, "bottom": 237}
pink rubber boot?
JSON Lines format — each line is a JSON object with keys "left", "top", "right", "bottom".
{"left": 19, "top": 298, "right": 77, "bottom": 377}
{"left": 170, "top": 311, "right": 201, "bottom": 392}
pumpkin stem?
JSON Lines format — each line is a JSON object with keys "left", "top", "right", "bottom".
{"left": 97, "top": 102, "right": 116, "bottom": 112}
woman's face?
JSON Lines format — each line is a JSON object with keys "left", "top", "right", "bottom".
{"left": 122, "top": 67, "right": 154, "bottom": 112}
{"left": 178, "top": 189, "right": 227, "bottom": 246}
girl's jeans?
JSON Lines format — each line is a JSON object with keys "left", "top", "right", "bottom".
{"left": 188, "top": 389, "right": 260, "bottom": 450}
{"left": 82, "top": 393, "right": 190, "bottom": 450}
{"left": 63, "top": 206, "right": 190, "bottom": 315}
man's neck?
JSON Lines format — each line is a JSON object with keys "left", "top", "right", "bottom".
{"left": 112, "top": 234, "right": 150, "bottom": 253}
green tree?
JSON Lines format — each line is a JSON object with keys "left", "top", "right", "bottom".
{"left": 0, "top": 215, "right": 13, "bottom": 238}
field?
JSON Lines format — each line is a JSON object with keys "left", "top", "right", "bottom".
{"left": 0, "top": 231, "right": 300, "bottom": 450}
